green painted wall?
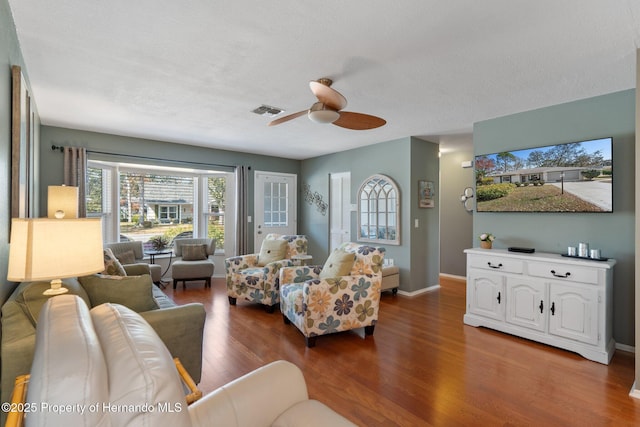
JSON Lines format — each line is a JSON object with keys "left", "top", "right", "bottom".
{"left": 1, "top": 0, "right": 31, "bottom": 305}
{"left": 301, "top": 136, "right": 440, "bottom": 292}
{"left": 39, "top": 126, "right": 301, "bottom": 253}
{"left": 473, "top": 89, "right": 636, "bottom": 346}
{"left": 439, "top": 147, "right": 474, "bottom": 277}
{"left": 410, "top": 138, "right": 440, "bottom": 289}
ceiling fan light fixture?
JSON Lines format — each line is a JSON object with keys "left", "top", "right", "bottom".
{"left": 308, "top": 102, "right": 340, "bottom": 124}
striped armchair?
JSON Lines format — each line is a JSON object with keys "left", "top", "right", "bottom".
{"left": 225, "top": 234, "right": 308, "bottom": 313}
{"left": 279, "top": 243, "right": 385, "bottom": 347}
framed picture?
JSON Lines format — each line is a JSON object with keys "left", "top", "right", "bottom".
{"left": 11, "top": 65, "right": 33, "bottom": 221}
{"left": 418, "top": 180, "right": 435, "bottom": 208}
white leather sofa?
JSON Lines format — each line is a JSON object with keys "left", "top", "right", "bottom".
{"left": 12, "top": 295, "right": 355, "bottom": 427}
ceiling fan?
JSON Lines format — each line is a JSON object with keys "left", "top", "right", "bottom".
{"left": 268, "top": 78, "right": 386, "bottom": 130}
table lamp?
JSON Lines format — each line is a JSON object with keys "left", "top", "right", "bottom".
{"left": 47, "top": 185, "right": 79, "bottom": 219}
{"left": 7, "top": 218, "right": 104, "bottom": 295}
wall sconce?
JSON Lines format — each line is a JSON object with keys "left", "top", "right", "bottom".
{"left": 460, "top": 187, "right": 474, "bottom": 212}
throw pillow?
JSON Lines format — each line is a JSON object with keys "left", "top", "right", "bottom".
{"left": 182, "top": 244, "right": 208, "bottom": 261}
{"left": 102, "top": 248, "right": 127, "bottom": 276}
{"left": 319, "top": 249, "right": 356, "bottom": 279}
{"left": 19, "top": 278, "right": 91, "bottom": 325}
{"left": 79, "top": 274, "right": 158, "bottom": 312}
{"left": 257, "top": 239, "right": 288, "bottom": 267}
{"left": 115, "top": 249, "right": 136, "bottom": 265}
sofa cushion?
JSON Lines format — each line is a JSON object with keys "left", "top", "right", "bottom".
{"left": 273, "top": 399, "right": 357, "bottom": 427}
{"left": 258, "top": 239, "right": 288, "bottom": 267}
{"left": 172, "top": 260, "right": 214, "bottom": 280}
{"left": 182, "top": 244, "right": 208, "bottom": 261}
{"left": 115, "top": 249, "right": 136, "bottom": 265}
{"left": 79, "top": 274, "right": 158, "bottom": 313}
{"left": 319, "top": 249, "right": 355, "bottom": 279}
{"left": 26, "top": 295, "right": 110, "bottom": 427}
{"left": 152, "top": 285, "right": 177, "bottom": 309}
{"left": 102, "top": 247, "right": 127, "bottom": 276}
{"left": 90, "top": 302, "right": 192, "bottom": 426}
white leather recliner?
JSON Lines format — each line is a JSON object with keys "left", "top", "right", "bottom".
{"left": 8, "top": 295, "right": 355, "bottom": 427}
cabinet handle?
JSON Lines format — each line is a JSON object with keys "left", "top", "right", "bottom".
{"left": 550, "top": 302, "right": 556, "bottom": 315}
{"left": 487, "top": 262, "right": 503, "bottom": 269}
{"left": 550, "top": 269, "right": 571, "bottom": 278}
{"left": 539, "top": 300, "right": 544, "bottom": 313}
{"left": 496, "top": 291, "right": 501, "bottom": 304}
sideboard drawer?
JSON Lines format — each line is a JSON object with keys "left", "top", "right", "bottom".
{"left": 468, "top": 255, "right": 524, "bottom": 274}
{"left": 527, "top": 261, "right": 599, "bottom": 285}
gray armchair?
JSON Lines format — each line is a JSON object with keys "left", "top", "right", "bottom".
{"left": 104, "top": 241, "right": 163, "bottom": 284}
{"left": 172, "top": 238, "right": 216, "bottom": 289}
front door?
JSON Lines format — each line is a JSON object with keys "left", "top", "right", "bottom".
{"left": 254, "top": 171, "right": 297, "bottom": 250}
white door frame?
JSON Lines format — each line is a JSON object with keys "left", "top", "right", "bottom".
{"left": 329, "top": 172, "right": 352, "bottom": 252}
{"left": 254, "top": 170, "right": 297, "bottom": 250}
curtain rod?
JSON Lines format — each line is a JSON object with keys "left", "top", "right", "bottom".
{"left": 50, "top": 144, "right": 247, "bottom": 170}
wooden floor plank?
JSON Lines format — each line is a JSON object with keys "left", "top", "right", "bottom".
{"left": 164, "top": 277, "right": 640, "bottom": 426}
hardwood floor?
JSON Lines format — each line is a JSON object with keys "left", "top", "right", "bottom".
{"left": 164, "top": 277, "right": 640, "bottom": 426}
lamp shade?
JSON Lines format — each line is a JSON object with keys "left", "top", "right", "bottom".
{"left": 47, "top": 185, "right": 79, "bottom": 219}
{"left": 7, "top": 218, "right": 104, "bottom": 282}
{"left": 307, "top": 102, "right": 340, "bottom": 124}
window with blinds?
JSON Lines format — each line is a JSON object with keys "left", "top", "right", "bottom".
{"left": 87, "top": 160, "right": 233, "bottom": 254}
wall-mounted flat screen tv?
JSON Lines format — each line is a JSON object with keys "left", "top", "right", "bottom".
{"left": 475, "top": 137, "right": 612, "bottom": 212}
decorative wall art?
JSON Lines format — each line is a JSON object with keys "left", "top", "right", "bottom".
{"left": 357, "top": 174, "right": 400, "bottom": 245}
{"left": 418, "top": 180, "right": 435, "bottom": 208}
{"left": 302, "top": 184, "right": 328, "bottom": 215}
{"left": 11, "top": 65, "right": 34, "bottom": 221}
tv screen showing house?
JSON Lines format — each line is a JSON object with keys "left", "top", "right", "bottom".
{"left": 475, "top": 137, "right": 612, "bottom": 213}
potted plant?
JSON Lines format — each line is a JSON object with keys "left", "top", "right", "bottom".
{"left": 479, "top": 233, "right": 495, "bottom": 249}
{"left": 149, "top": 235, "right": 170, "bottom": 251}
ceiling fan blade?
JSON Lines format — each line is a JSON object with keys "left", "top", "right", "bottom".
{"left": 309, "top": 81, "right": 347, "bottom": 111}
{"left": 332, "top": 111, "right": 386, "bottom": 130}
{"left": 267, "top": 110, "right": 308, "bottom": 126}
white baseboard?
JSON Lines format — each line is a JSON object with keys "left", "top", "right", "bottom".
{"left": 397, "top": 284, "right": 440, "bottom": 297}
{"left": 439, "top": 273, "right": 466, "bottom": 284}
{"left": 630, "top": 381, "right": 640, "bottom": 399}
{"left": 615, "top": 343, "right": 635, "bottom": 353}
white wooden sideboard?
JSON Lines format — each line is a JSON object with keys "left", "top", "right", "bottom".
{"left": 463, "top": 248, "right": 616, "bottom": 364}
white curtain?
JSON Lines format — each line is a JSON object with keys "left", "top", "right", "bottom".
{"left": 235, "top": 165, "right": 249, "bottom": 255}
{"left": 63, "top": 146, "right": 87, "bottom": 217}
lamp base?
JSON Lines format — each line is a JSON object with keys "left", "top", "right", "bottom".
{"left": 42, "top": 279, "right": 69, "bottom": 296}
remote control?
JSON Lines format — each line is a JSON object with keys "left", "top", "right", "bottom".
{"left": 508, "top": 247, "right": 535, "bottom": 253}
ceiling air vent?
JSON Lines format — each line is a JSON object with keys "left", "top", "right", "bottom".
{"left": 252, "top": 104, "right": 284, "bottom": 117}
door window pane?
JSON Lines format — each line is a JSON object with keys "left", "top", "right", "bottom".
{"left": 263, "top": 182, "right": 288, "bottom": 227}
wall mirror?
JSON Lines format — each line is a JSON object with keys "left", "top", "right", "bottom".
{"left": 357, "top": 174, "right": 400, "bottom": 245}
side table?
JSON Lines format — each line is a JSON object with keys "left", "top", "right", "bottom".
{"left": 145, "top": 249, "right": 174, "bottom": 288}
{"left": 292, "top": 254, "right": 313, "bottom": 266}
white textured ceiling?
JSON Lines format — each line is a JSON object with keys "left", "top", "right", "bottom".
{"left": 8, "top": 1, "right": 640, "bottom": 159}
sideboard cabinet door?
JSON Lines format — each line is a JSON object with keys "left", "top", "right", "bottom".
{"left": 467, "top": 270, "right": 505, "bottom": 322}
{"left": 505, "top": 277, "right": 547, "bottom": 332}
{"left": 548, "top": 282, "right": 599, "bottom": 345}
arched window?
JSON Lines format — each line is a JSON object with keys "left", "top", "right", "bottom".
{"left": 357, "top": 174, "right": 400, "bottom": 245}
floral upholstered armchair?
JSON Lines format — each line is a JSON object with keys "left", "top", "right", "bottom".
{"left": 279, "top": 242, "right": 385, "bottom": 347}
{"left": 225, "top": 234, "right": 308, "bottom": 313}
